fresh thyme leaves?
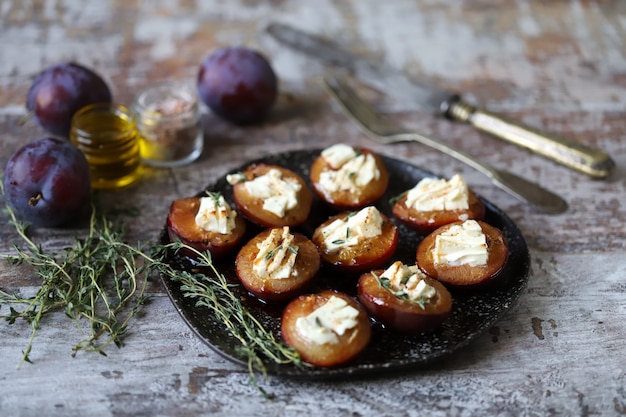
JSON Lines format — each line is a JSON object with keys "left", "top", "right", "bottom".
{"left": 389, "top": 191, "right": 407, "bottom": 206}
{"left": 0, "top": 200, "right": 150, "bottom": 366}
{"left": 264, "top": 248, "right": 275, "bottom": 260}
{"left": 1, "top": 188, "right": 303, "bottom": 395}
{"left": 376, "top": 273, "right": 391, "bottom": 290}
{"left": 414, "top": 297, "right": 427, "bottom": 310}
{"left": 206, "top": 191, "right": 223, "bottom": 205}
{"left": 400, "top": 273, "right": 412, "bottom": 285}
{"left": 225, "top": 171, "right": 248, "bottom": 185}
{"left": 374, "top": 272, "right": 428, "bottom": 309}
{"left": 153, "top": 242, "right": 305, "bottom": 392}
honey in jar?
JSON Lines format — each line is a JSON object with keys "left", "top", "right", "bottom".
{"left": 70, "top": 103, "right": 142, "bottom": 189}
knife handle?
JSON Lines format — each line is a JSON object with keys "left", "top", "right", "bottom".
{"left": 445, "top": 99, "right": 615, "bottom": 179}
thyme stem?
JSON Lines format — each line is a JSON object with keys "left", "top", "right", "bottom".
{"left": 150, "top": 242, "right": 306, "bottom": 388}
{"left": 1, "top": 184, "right": 304, "bottom": 395}
{"left": 0, "top": 196, "right": 149, "bottom": 365}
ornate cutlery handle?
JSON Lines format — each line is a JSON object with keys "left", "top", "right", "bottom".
{"left": 446, "top": 100, "right": 615, "bottom": 179}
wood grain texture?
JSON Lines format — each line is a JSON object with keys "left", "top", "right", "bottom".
{"left": 1, "top": 1, "right": 625, "bottom": 416}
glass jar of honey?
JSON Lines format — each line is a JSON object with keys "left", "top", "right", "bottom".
{"left": 70, "top": 103, "right": 142, "bottom": 189}
{"left": 133, "top": 81, "right": 203, "bottom": 167}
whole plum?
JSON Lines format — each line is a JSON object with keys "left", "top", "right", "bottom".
{"left": 26, "top": 62, "right": 112, "bottom": 138}
{"left": 197, "top": 47, "right": 277, "bottom": 125}
{"left": 3, "top": 137, "right": 92, "bottom": 227}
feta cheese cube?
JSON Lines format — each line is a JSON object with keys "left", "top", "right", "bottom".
{"left": 405, "top": 174, "right": 470, "bottom": 211}
{"left": 295, "top": 295, "right": 360, "bottom": 345}
{"left": 433, "top": 220, "right": 488, "bottom": 266}
{"left": 320, "top": 206, "right": 384, "bottom": 252}
{"left": 244, "top": 169, "right": 301, "bottom": 218}
{"left": 194, "top": 194, "right": 237, "bottom": 234}
{"left": 253, "top": 227, "right": 299, "bottom": 280}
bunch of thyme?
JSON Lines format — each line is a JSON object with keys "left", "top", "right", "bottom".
{"left": 0, "top": 206, "right": 150, "bottom": 364}
{"left": 1, "top": 193, "right": 303, "bottom": 394}
{"left": 0, "top": 198, "right": 152, "bottom": 365}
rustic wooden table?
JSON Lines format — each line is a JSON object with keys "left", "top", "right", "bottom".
{"left": 1, "top": 1, "right": 625, "bottom": 416}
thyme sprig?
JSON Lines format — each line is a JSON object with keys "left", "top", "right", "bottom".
{"left": 0, "top": 201, "right": 149, "bottom": 366}
{"left": 151, "top": 242, "right": 306, "bottom": 394}
{"left": 1, "top": 187, "right": 304, "bottom": 395}
{"left": 376, "top": 272, "right": 428, "bottom": 309}
{"left": 389, "top": 191, "right": 407, "bottom": 206}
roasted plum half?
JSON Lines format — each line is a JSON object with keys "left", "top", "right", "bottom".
{"left": 310, "top": 144, "right": 389, "bottom": 210}
{"left": 281, "top": 290, "right": 371, "bottom": 367}
{"left": 416, "top": 220, "right": 508, "bottom": 288}
{"left": 358, "top": 262, "right": 452, "bottom": 333}
{"left": 311, "top": 206, "right": 398, "bottom": 275}
{"left": 235, "top": 227, "right": 320, "bottom": 303}
{"left": 391, "top": 174, "right": 485, "bottom": 235}
{"left": 228, "top": 163, "right": 313, "bottom": 228}
{"left": 167, "top": 195, "right": 246, "bottom": 261}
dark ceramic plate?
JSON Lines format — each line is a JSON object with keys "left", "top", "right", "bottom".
{"left": 159, "top": 149, "right": 530, "bottom": 379}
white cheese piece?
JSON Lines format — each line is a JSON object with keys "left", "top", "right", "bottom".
{"left": 243, "top": 169, "right": 301, "bottom": 218}
{"left": 226, "top": 172, "right": 247, "bottom": 184}
{"left": 381, "top": 261, "right": 436, "bottom": 303}
{"left": 321, "top": 144, "right": 358, "bottom": 169}
{"left": 194, "top": 194, "right": 237, "bottom": 234}
{"left": 295, "top": 295, "right": 360, "bottom": 345}
{"left": 433, "top": 220, "right": 488, "bottom": 266}
{"left": 318, "top": 144, "right": 380, "bottom": 195}
{"left": 319, "top": 206, "right": 384, "bottom": 253}
{"left": 253, "top": 227, "right": 299, "bottom": 280}
{"left": 405, "top": 174, "right": 470, "bottom": 211}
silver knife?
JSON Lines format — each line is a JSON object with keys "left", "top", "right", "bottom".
{"left": 266, "top": 23, "right": 615, "bottom": 179}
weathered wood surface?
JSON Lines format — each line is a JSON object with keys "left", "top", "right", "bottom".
{"left": 1, "top": 1, "right": 625, "bottom": 416}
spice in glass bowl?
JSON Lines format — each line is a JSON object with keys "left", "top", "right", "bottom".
{"left": 133, "top": 81, "right": 203, "bottom": 167}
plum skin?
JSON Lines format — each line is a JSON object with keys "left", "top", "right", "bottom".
{"left": 310, "top": 147, "right": 390, "bottom": 210}
{"left": 311, "top": 210, "right": 399, "bottom": 274}
{"left": 281, "top": 290, "right": 372, "bottom": 367}
{"left": 231, "top": 163, "right": 313, "bottom": 228}
{"left": 3, "top": 137, "right": 92, "bottom": 227}
{"left": 416, "top": 220, "right": 509, "bottom": 288}
{"left": 391, "top": 189, "right": 486, "bottom": 235}
{"left": 166, "top": 197, "right": 247, "bottom": 262}
{"left": 26, "top": 62, "right": 112, "bottom": 138}
{"left": 197, "top": 47, "right": 278, "bottom": 125}
{"left": 357, "top": 270, "right": 452, "bottom": 333}
{"left": 235, "top": 229, "right": 320, "bottom": 303}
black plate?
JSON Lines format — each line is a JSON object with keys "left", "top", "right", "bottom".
{"left": 159, "top": 149, "right": 530, "bottom": 379}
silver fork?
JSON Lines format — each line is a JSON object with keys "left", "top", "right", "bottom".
{"left": 323, "top": 75, "right": 568, "bottom": 214}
